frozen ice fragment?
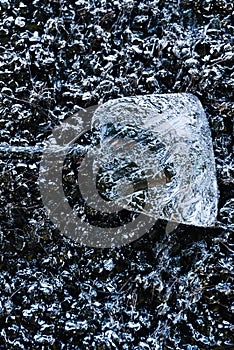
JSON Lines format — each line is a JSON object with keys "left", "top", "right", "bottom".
{"left": 92, "top": 93, "right": 218, "bottom": 227}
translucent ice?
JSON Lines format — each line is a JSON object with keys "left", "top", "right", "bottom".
{"left": 91, "top": 93, "right": 218, "bottom": 227}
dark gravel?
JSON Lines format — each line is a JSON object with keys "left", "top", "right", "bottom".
{"left": 0, "top": 0, "right": 233, "bottom": 349}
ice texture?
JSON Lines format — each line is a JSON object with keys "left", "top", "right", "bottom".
{"left": 91, "top": 93, "right": 219, "bottom": 227}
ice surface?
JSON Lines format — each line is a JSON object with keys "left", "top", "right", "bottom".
{"left": 38, "top": 93, "right": 219, "bottom": 247}
{"left": 91, "top": 93, "right": 219, "bottom": 227}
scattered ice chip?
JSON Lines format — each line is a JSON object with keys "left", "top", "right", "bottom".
{"left": 103, "top": 259, "right": 115, "bottom": 271}
{"left": 34, "top": 334, "right": 55, "bottom": 344}
{"left": 65, "top": 320, "right": 88, "bottom": 331}
{"left": 29, "top": 163, "right": 38, "bottom": 170}
{"left": 82, "top": 91, "right": 92, "bottom": 101}
{"left": 15, "top": 17, "right": 26, "bottom": 27}
{"left": 29, "top": 31, "right": 40, "bottom": 42}
{"left": 16, "top": 162, "right": 27, "bottom": 168}
{"left": 39, "top": 281, "right": 53, "bottom": 295}
{"left": 127, "top": 321, "right": 141, "bottom": 330}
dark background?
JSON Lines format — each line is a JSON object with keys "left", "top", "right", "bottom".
{"left": 0, "top": 0, "right": 233, "bottom": 349}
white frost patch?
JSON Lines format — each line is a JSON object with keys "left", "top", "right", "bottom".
{"left": 15, "top": 17, "right": 25, "bottom": 27}
{"left": 65, "top": 320, "right": 88, "bottom": 331}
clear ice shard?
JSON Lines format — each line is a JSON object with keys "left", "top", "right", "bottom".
{"left": 91, "top": 93, "right": 219, "bottom": 227}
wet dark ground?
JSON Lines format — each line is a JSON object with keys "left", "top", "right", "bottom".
{"left": 0, "top": 0, "right": 233, "bottom": 349}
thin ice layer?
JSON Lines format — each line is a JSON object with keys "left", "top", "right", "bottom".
{"left": 91, "top": 93, "right": 219, "bottom": 227}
